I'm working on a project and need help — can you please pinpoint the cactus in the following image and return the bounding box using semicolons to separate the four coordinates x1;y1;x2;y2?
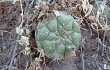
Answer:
35;12;81;59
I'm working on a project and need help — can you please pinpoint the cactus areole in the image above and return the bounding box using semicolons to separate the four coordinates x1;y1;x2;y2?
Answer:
35;12;81;59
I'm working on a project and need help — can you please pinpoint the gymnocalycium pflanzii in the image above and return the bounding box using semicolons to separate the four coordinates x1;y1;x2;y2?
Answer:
35;11;82;59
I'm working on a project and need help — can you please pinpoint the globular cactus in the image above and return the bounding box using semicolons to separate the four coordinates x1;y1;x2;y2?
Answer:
35;12;81;59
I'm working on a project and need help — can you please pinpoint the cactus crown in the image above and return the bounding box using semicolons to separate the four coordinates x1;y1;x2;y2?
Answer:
35;12;81;59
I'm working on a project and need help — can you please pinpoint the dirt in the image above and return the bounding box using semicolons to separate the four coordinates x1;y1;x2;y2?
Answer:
0;1;110;70
0;1;19;64
0;2;29;70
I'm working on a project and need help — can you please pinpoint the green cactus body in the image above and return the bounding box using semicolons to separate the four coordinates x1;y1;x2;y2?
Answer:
35;12;81;59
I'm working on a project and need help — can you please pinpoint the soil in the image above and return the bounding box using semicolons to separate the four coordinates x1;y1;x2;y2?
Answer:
0;1;110;70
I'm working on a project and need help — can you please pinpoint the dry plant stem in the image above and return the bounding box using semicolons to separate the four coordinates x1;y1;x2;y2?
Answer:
81;53;85;70
102;0;107;56
19;0;24;28
81;42;85;70
25;62;29;70
102;19;107;56
25;0;35;28
102;30;106;56
8;43;17;70
24;0;29;13
29;0;34;7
